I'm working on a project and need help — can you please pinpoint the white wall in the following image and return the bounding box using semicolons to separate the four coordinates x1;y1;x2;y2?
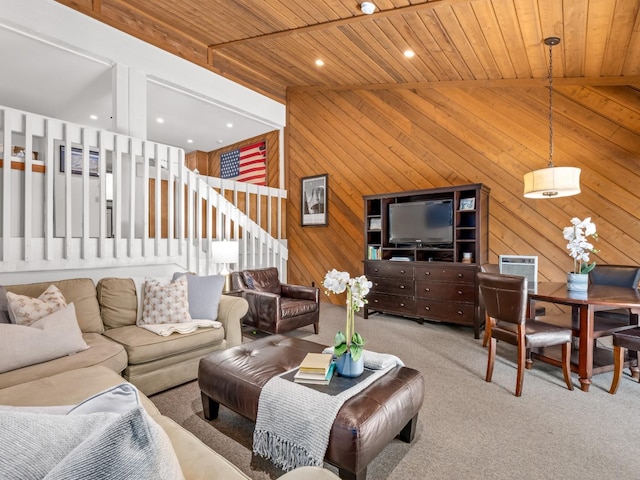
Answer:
0;0;286;135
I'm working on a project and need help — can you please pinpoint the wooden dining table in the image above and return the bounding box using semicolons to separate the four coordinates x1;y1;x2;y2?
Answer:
528;282;640;392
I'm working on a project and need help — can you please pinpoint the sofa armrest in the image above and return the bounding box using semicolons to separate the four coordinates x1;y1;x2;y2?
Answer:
217;295;248;348
281;284;319;302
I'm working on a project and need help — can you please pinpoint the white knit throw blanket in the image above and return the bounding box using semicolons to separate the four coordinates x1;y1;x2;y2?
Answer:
252;350;404;471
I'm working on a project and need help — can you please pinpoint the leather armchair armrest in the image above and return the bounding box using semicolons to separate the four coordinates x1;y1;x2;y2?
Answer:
244;290;281;331
281;284;319;302
217;295;248;348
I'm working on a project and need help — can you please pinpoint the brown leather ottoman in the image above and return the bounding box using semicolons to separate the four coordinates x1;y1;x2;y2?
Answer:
198;335;424;480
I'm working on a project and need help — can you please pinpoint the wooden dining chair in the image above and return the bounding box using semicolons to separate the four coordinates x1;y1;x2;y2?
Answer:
480;263;499;348
609;326;640;394
478;272;574;397
589;265;640;336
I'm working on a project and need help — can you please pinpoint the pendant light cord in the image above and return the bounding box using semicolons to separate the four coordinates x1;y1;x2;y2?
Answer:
548;40;554;168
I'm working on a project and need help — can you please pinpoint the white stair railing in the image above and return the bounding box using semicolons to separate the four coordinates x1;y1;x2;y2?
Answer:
0;105;287;277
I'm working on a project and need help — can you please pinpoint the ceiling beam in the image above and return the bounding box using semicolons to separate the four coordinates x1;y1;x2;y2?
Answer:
207;0;475;51
289;76;640;93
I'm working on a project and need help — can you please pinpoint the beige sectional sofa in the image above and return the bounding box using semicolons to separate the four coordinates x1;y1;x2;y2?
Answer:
0;276;247;394
0;276;340;479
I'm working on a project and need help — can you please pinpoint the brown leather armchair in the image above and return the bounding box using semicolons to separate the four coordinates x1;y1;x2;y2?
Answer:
231;267;320;335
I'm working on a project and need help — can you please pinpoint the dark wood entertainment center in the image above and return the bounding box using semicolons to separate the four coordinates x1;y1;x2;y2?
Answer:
363;183;490;338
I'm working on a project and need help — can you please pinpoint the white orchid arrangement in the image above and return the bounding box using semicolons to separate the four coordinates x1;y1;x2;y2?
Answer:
323;269;372;361
563;217;599;274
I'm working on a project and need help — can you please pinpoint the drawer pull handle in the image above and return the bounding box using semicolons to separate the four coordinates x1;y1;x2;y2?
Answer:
424;287;430;292
424;272;430;276
400;285;405;289
374;299;379;303
457;290;463;295
425;306;430;311
457;310;463;315
400;270;406;274
374;268;379;272
458;273;463;278
374;282;379;286
400;303;405;307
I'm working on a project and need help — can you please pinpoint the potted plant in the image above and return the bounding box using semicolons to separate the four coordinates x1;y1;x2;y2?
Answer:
323;269;372;377
563;217;599;291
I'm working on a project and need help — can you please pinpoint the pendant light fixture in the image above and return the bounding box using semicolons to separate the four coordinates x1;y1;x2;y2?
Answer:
523;37;581;199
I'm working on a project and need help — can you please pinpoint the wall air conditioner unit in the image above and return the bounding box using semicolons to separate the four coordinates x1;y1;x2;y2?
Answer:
499;255;538;293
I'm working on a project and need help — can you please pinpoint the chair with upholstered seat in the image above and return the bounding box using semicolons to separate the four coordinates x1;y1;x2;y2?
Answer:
478;272;574;397
231;267;320;335
589;265;640;335
609;326;640;394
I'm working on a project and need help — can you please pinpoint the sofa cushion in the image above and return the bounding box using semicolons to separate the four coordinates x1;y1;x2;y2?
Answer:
5;278;104;333
141;277;192;325
0;303;89;374
280;298;319;318
6;284;67;326
242;268;282;294
172;272;225;321
97;277;138;329
103;324;225;365
0;333;127;390
0;365;159;415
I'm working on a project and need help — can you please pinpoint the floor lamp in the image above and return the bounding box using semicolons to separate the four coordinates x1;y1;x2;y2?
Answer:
211;240;239;293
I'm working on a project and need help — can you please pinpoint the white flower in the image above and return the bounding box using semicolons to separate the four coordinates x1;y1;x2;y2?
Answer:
324;269;372;360
563;217;599;274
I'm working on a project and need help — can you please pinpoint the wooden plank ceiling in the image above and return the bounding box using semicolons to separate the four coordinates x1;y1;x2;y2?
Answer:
57;0;640;101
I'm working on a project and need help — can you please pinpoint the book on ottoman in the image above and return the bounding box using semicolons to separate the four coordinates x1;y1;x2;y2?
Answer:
298;353;332;375
294;362;336;385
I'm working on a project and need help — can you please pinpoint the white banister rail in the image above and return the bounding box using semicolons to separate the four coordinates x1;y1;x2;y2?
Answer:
0;105;287;277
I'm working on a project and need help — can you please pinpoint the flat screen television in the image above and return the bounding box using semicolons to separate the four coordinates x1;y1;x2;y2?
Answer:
388;199;453;246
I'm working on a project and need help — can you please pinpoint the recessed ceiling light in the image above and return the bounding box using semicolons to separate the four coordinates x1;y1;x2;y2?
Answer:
315;59;324;67
361;2;375;14
226;123;233;128
187;139;193;144
90;114;98;120
156;117;164;124
404;50;415;58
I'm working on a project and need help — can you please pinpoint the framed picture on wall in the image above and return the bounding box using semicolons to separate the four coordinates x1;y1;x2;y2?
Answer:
60;145;99;177
301;174;328;226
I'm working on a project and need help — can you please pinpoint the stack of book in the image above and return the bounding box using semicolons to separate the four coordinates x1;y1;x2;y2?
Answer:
294;352;335;385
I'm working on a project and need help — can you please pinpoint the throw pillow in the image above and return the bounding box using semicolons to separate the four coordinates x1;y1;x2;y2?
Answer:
172;272;225;320
6;284;67;326
69;383;141;415
140;276;192;325
0;303;89;374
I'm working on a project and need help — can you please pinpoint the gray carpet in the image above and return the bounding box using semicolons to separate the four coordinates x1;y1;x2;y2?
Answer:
151;304;640;479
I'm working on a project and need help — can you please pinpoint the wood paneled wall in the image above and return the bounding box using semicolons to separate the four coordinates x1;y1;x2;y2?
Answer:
286;85;640;305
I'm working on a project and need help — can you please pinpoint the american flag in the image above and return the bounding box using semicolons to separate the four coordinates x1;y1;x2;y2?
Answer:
220;141;267;185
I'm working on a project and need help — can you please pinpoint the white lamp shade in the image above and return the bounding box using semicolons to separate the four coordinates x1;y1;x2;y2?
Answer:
211;240;239;264
523;166;581;199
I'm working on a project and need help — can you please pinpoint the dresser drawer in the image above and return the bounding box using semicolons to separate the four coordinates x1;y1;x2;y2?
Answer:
367;293;416;315
370;277;414;296
365;262;414;279
415;266;476;284
415;299;476;325
415;281;475;303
